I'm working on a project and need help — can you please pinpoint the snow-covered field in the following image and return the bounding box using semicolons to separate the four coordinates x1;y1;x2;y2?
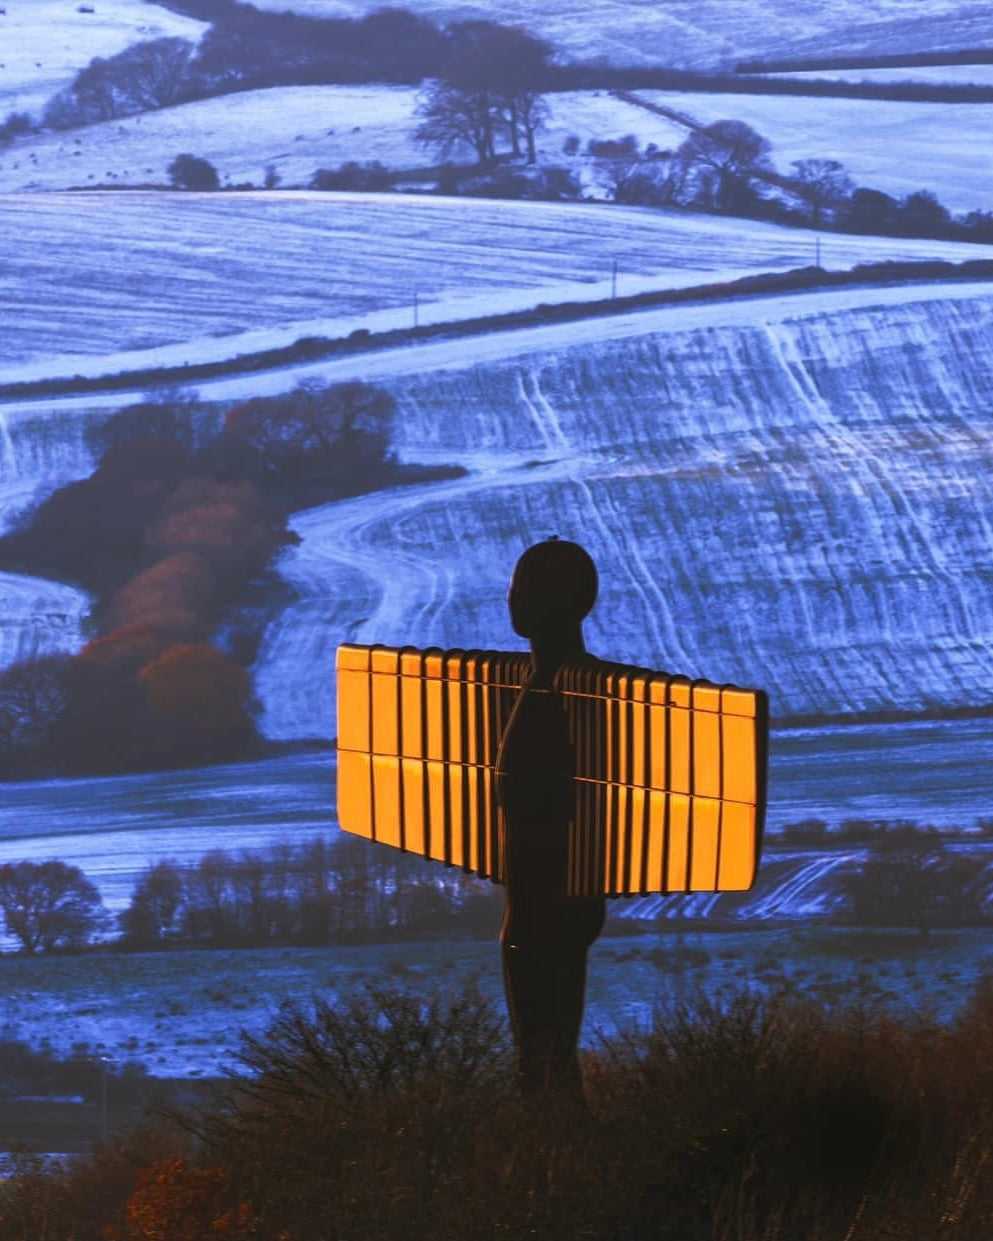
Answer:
0;86;685;194
4;77;991;221
0;0;206;120
3;928;991;1077
3;190;992;379
636;90;993;213
0;86;427;193
241;284;993;730
0;85;682;191
241;0;991;71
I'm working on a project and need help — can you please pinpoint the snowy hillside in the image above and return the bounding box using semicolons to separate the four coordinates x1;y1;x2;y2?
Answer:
247;284;993;738
756;6;993;66
4;76;991;220
0;86;426;193
0;0;206;119
241;0;991;71
4;190;992;380
0;86;684;193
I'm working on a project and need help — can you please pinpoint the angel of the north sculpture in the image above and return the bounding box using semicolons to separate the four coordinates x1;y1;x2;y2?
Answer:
336;538;767;1097
336;613;767;898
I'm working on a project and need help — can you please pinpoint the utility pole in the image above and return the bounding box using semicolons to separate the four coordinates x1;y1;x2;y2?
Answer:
611;259;618;300
815;236;822;268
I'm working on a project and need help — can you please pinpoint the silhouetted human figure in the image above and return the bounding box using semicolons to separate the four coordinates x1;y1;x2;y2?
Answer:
497;538;606;1097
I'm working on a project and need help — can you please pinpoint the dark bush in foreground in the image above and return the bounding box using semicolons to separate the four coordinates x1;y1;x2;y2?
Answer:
6;981;993;1239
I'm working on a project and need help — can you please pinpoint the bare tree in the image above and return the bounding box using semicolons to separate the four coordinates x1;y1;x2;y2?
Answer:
0;656;69;767
43;38;196;128
0;861;105;953
791;158;854;227
502;90;548;165
115;37;197;111
677;119;772;211
120;860;184;947
417;23;551;167
415;81;500;165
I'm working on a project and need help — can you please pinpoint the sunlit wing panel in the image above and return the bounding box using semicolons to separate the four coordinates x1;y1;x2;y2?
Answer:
336;644;528;881
336;645;768;896
553;664;768;897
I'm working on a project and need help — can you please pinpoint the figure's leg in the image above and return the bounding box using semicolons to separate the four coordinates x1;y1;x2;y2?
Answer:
501;943;588;1097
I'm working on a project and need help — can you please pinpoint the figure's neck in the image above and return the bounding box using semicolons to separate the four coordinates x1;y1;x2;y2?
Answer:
528;625;586;686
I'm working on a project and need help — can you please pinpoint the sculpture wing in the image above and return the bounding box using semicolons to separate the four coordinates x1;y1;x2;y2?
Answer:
336;645;768;895
553;659;768;897
336;644;526;880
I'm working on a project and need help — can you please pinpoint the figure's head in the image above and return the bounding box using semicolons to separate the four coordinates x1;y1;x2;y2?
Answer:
508;538;598;639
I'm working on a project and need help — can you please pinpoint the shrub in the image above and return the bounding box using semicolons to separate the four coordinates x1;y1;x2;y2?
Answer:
587;133;639;158
167;153;220;191
13;985;993;1238
310;160;393;191
0;110;32;145
529;165;580;201
233;985;511;1105
458;166;529;199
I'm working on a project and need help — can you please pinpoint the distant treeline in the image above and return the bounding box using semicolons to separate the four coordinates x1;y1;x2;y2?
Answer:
1;822;991;957
120;836;503;949
736;48;993;74
0;383;457;778
551;63;993;103
0;837;502;955
42;8;519;128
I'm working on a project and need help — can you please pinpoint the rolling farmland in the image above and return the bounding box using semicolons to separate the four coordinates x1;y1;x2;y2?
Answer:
3;190;992;377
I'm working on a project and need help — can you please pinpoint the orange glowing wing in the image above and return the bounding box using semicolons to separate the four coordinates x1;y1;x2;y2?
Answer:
336;644;768;896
